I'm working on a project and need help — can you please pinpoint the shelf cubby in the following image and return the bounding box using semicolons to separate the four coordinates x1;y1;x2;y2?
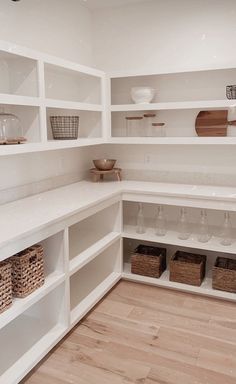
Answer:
44;63;101;104
70;240;121;325
0;231;66;331
0;104;41;143
46;107;102;140
69;202;120;260
0;51;38;97
122;238;236;302
123;201;236;254
111;68;236;105
111;108;236;138
0;283;67;384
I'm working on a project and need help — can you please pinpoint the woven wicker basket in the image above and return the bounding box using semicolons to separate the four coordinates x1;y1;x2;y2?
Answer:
170;251;206;286
0;261;12;313
212;257;236;293
131;244;166;278
50;116;79;140
10;244;45;298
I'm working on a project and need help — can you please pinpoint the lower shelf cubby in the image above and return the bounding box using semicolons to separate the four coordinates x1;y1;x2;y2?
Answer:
122;238;236;302
70;240;121;326
0;283;67;384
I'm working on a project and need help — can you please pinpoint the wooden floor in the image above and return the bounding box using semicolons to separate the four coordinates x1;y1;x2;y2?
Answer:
22;280;236;384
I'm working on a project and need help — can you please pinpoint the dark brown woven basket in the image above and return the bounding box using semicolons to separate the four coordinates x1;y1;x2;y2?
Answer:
0;261;12;313
212;257;236;293
10;244;45;298
170;251;206;286
131;244;166;278
50;116;79;140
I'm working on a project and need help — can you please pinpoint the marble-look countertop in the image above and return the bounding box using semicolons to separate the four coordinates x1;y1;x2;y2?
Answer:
1;180;236;248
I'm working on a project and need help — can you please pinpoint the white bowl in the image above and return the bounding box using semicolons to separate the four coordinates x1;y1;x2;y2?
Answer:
131;87;155;104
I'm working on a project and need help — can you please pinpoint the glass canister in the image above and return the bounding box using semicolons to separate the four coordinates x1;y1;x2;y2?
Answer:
143;113;156;136
125;116;143;137
151;122;166;137
0;112;23;143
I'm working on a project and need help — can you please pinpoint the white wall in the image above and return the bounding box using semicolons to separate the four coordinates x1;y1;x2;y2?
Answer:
0;0;93;65
102;144;236;187
0;146;105;205
93;0;236;74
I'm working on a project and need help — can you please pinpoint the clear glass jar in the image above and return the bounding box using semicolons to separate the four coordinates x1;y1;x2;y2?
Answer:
143;113;156;137
151;122;166;137
177;207;191;240
197;209;210;243
0;112;22;142
220;212;232;246
125;116;143;137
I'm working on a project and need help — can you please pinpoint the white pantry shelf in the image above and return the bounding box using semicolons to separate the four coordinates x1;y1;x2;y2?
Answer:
0;323;67;384
123;224;236;254
70;271;121;327
0;138;104;155
111;99;236;112
0;271;65;331
45;98;103;112
0;94;41;107
123;263;236;302
69;231;121;276
108;137;236;145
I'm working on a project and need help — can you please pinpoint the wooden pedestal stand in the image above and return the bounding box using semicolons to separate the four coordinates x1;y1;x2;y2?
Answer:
90;168;122;182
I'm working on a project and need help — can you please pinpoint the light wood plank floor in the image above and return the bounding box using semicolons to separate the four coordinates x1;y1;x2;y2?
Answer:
22;281;236;384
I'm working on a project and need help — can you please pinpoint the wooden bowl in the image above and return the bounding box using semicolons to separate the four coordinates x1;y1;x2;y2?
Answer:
93;159;116;171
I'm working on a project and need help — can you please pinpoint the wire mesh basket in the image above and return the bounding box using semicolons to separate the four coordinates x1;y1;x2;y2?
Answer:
226;85;236;100
50;116;79;140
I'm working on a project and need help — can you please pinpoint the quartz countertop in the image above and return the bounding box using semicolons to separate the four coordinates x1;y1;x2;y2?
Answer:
1;180;236;248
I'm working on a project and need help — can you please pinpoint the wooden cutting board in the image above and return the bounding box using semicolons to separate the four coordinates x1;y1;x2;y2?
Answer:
195;110;236;137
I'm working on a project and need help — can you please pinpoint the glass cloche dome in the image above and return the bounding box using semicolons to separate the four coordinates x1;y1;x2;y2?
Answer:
0;112;24;143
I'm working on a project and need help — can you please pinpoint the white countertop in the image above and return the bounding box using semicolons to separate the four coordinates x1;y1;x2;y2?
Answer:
1;180;236;249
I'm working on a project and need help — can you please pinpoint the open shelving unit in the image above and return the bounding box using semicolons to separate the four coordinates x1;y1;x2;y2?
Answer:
122;198;236;302
0;41;106;155
1;182;236;382
109;67;236;143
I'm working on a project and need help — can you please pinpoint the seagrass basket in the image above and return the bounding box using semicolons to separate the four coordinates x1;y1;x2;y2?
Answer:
131;244;166;278
212;257;236;293
10;244;45;298
50;116;79;140
170;251;206;286
0;261;12;313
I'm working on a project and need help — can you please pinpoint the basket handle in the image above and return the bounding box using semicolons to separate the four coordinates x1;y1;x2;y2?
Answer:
29;255;37;263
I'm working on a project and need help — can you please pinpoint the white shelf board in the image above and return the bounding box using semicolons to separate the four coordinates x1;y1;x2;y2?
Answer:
123;263;236;302
70;271;121;327
109;64;236;78
108;137;236;145
45;98;103;112
0;323;67;384
111;99;236;112
123;224;236;255
69;232;121;276
0;94;41;107
0;138;104;155
0;272;65;331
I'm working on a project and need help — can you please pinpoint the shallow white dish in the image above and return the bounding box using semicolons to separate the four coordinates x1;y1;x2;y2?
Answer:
131;87;155;104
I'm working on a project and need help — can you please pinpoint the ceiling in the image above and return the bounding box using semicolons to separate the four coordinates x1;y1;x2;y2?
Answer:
80;0;149;10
